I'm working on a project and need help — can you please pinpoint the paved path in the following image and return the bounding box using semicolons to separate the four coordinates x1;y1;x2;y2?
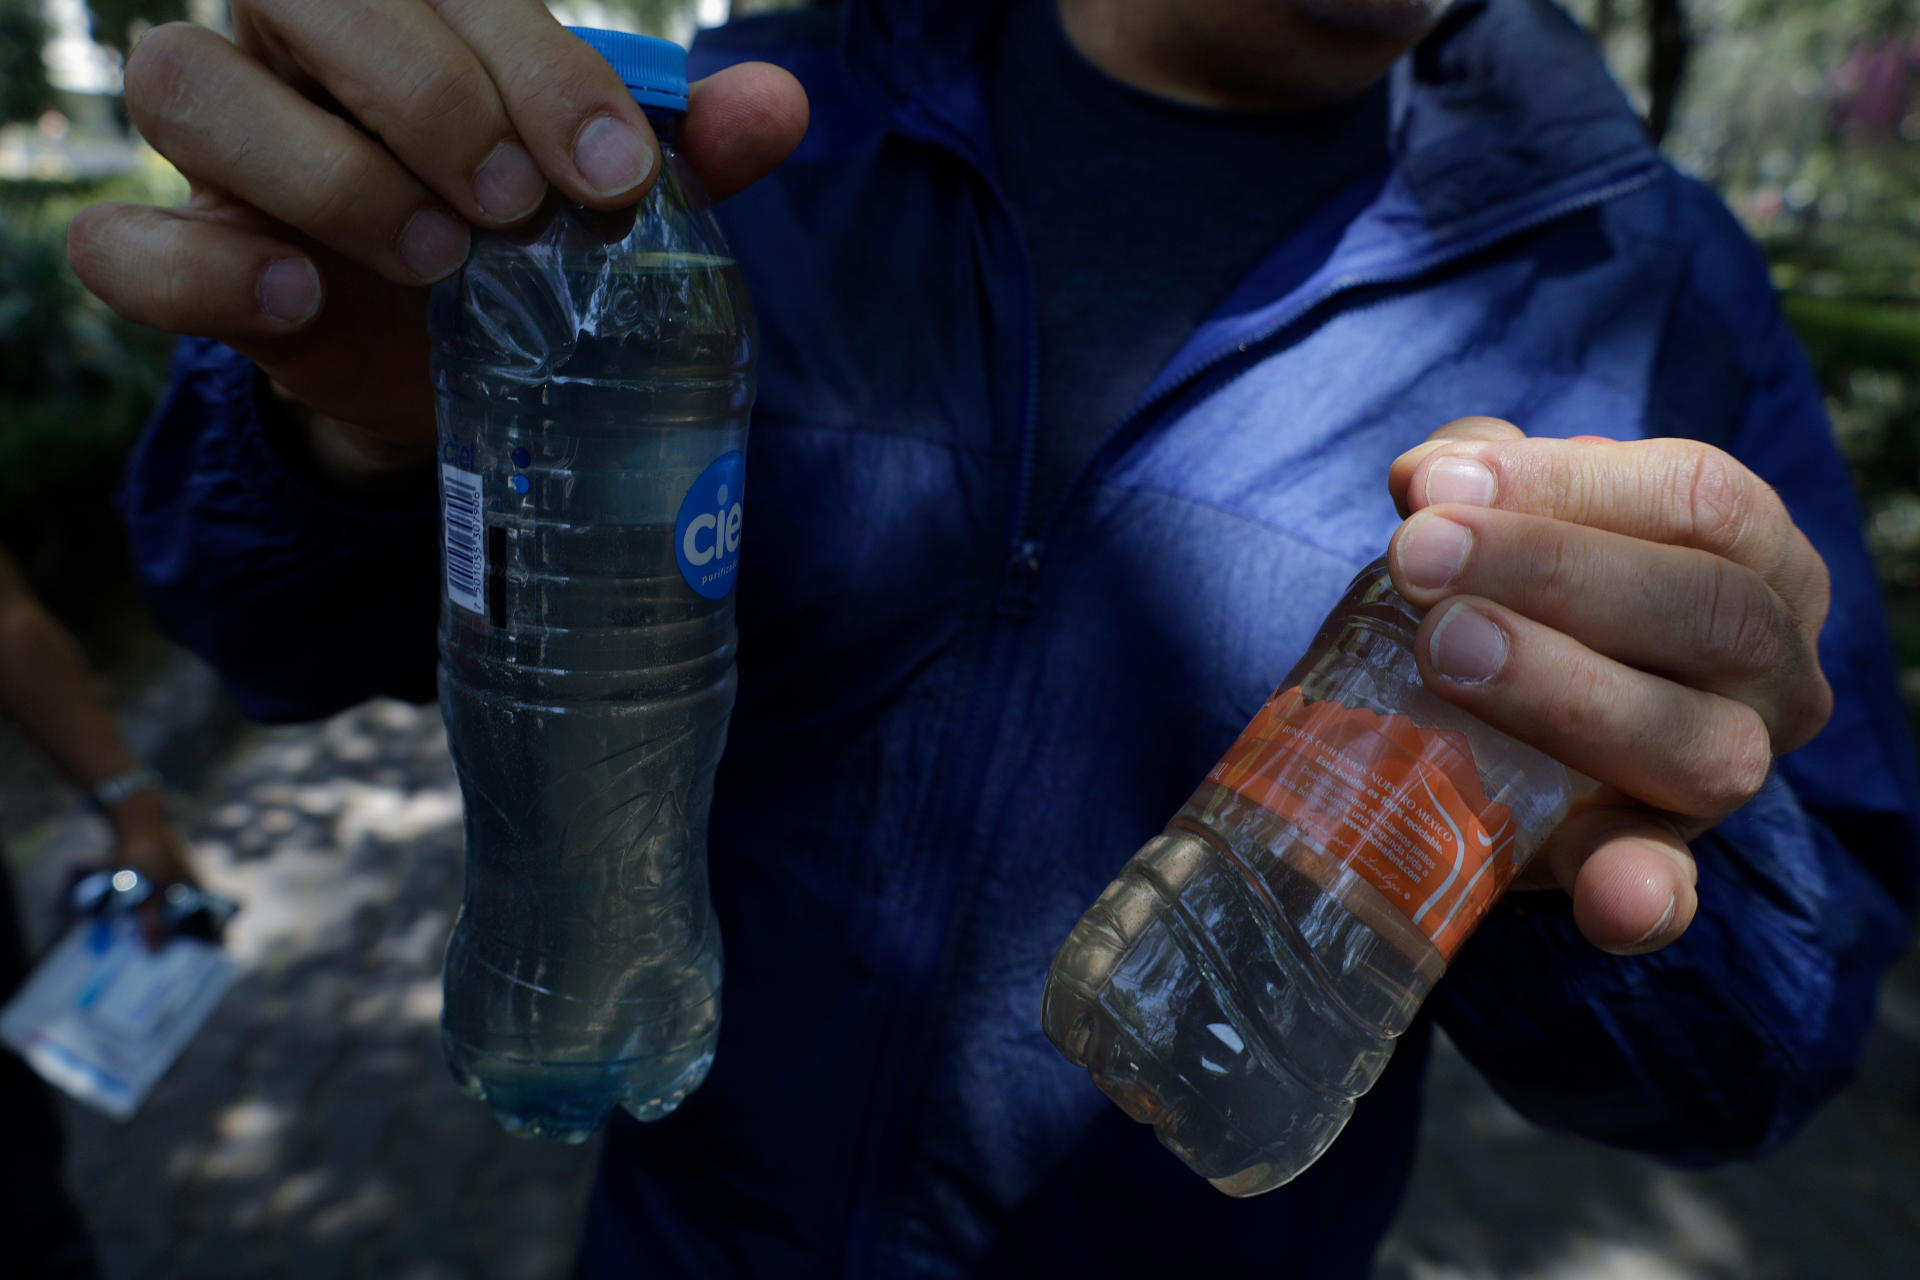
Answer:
8;667;596;1280
1376;1018;1920;1280
6;650;1919;1278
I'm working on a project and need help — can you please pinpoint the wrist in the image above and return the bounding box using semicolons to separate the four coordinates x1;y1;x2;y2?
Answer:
100;782;167;838
103;791;198;886
90;767;161;813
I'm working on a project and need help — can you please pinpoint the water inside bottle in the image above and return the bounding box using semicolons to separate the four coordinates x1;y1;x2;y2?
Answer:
431;167;753;1140
1042;809;1440;1195
1043;564;1578;1193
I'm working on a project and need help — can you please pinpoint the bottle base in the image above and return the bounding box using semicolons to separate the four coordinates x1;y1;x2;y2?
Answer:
1206;1162;1293;1199
1056;991;1349;1196
442;1035;715;1142
1042;831;1374;1195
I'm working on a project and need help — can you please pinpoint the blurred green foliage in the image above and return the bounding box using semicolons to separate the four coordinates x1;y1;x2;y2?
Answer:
0;0;54;125
1789;298;1920;578
547;0;699;35
1784;294;1920;686
0;163;183;500
85;0;187;53
0;152;186;637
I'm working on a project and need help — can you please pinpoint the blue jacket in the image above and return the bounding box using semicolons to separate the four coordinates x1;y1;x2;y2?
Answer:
123;0;1919;1274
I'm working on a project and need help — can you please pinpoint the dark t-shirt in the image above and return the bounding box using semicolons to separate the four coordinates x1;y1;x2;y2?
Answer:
989;0;1389;519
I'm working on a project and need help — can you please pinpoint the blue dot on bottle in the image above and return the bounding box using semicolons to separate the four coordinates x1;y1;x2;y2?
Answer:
511;448;531;468
510;474;530;494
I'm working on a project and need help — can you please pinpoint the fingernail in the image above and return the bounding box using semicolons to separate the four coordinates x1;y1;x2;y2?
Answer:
1426;456;1496;508
257;258;321;324
472;140;546;221
1429;601;1506;683
573;115;653;198
1399;514;1471;591
399;208;469;282
1621;891;1678;952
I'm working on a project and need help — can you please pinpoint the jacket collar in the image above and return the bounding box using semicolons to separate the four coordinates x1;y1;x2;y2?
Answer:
1388;0;1658;244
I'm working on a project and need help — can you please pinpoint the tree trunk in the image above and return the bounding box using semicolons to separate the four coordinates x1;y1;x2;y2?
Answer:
1646;0;1692;144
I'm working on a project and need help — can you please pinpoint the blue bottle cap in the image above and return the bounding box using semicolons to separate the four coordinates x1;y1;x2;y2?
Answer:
567;27;689;113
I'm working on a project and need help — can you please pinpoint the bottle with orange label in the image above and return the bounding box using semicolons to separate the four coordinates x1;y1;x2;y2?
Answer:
1040;557;1586;1196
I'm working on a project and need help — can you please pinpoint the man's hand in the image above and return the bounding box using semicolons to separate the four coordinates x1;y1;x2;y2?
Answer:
107;789;204;951
1386;418;1834;956
108;790;200;891
66;2;808;486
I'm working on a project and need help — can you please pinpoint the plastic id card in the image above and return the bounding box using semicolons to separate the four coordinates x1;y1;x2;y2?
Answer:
1;914;236;1120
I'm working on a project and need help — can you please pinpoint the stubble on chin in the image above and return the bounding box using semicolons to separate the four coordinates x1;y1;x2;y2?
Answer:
1285;0;1455;36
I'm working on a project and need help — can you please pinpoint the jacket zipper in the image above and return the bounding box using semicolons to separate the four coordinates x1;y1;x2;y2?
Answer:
847;86;1660;1275
841;112;1050;1277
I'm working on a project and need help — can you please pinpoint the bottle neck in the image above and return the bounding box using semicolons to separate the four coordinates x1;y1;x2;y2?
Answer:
641;105;685;145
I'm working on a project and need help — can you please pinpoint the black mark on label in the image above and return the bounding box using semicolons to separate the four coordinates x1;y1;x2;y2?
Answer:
487;525;507;628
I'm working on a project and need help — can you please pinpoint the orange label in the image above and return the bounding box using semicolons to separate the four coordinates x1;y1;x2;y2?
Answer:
1207;686;1518;959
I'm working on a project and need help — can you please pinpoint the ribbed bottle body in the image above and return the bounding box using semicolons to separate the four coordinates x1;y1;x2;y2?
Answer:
430;145;754;1142
1043;561;1579;1192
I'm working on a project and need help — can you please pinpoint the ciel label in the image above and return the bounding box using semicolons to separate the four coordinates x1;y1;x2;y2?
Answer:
674;451;745;600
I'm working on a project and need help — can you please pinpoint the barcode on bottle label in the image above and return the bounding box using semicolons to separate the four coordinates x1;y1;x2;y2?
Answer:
440;462;487;615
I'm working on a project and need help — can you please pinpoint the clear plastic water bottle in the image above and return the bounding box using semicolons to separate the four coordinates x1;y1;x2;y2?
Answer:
429;29;754;1142
1041;559;1583;1193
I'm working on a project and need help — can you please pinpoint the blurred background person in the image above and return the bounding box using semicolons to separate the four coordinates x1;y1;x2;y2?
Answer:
0;544;197;1280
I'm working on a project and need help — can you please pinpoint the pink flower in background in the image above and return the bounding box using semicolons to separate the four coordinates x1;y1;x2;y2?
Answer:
1830;36;1920;136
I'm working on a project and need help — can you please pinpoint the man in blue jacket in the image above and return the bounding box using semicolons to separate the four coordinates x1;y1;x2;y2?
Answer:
68;0;1920;1274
